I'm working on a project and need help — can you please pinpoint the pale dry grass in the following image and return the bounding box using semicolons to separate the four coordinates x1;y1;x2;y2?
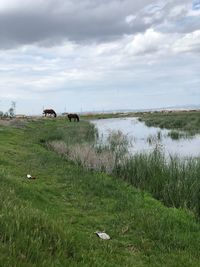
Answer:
9;119;28;128
48;130;130;174
0;119;12;126
0;116;42;128
48;141;116;174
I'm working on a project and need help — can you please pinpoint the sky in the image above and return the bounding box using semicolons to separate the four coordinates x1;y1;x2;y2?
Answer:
0;0;200;114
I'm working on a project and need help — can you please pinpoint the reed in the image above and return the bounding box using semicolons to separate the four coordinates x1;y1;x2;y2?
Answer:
115;149;200;218
167;130;193;140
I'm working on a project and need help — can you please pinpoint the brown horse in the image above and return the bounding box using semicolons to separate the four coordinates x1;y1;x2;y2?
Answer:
67;113;79;122
43;109;57;117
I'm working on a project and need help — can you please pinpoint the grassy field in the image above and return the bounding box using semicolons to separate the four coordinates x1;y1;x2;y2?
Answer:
1;117;200;266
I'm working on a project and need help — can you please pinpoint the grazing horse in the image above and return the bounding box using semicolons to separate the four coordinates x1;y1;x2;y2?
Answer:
67;113;79;122
43;109;57;117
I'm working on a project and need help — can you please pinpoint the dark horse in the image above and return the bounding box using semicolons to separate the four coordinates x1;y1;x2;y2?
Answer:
67;113;79;122
43;109;57;117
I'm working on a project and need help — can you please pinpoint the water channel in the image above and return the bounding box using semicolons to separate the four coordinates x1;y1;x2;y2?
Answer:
91;117;200;158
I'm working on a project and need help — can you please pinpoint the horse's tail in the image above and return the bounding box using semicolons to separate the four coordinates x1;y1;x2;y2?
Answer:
76;115;79;121
54;112;57;117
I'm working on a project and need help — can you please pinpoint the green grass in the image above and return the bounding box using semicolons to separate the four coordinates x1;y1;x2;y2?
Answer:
139;110;200;134
0;117;200;266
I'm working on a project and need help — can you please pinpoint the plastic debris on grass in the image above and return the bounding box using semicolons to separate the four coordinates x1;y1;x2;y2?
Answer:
95;231;111;240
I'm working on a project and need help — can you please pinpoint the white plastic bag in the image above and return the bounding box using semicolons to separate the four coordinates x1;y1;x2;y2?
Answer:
95;231;111;240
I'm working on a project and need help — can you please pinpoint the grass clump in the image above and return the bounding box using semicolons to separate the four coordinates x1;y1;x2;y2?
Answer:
167;130;192;140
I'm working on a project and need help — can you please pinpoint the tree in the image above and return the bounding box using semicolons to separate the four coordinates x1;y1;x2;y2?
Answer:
3;112;9;118
8;101;16;118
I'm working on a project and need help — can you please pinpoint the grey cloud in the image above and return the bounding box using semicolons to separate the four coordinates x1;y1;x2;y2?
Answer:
0;0;197;49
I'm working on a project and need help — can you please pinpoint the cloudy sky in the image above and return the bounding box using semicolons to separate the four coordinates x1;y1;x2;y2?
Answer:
0;0;200;114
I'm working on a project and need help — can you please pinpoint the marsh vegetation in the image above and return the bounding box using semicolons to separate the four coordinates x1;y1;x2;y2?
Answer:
139;110;200;134
49;126;200;218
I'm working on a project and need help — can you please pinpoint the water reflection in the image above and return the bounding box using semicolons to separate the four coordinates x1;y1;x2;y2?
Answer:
91;117;200;158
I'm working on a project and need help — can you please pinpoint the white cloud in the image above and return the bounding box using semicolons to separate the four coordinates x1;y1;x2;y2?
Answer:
125;15;136;26
187;9;200;16
125;28;170;56
169;5;188;18
0;0;47;12
173;30;200;53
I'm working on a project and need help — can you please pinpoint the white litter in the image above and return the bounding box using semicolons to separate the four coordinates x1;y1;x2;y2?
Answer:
95;231;111;240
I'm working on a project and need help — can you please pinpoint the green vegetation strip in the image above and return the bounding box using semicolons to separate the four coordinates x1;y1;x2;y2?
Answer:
0;118;200;266
139;110;200;134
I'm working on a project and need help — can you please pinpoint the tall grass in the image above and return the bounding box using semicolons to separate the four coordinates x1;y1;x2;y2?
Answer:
115;149;200;218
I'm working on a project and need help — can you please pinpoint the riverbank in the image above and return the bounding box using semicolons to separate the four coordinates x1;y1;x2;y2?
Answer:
0;117;200;266
90;117;200;218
